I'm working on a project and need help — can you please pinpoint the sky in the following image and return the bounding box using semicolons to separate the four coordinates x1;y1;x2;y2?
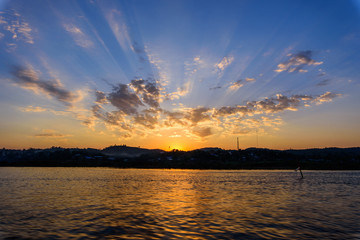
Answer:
0;0;360;151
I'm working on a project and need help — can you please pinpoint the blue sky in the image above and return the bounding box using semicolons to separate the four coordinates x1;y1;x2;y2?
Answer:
0;0;359;150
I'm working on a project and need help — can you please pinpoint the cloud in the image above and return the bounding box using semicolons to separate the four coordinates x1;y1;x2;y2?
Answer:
95;90;107;104
107;83;143;115
11;66;77;106
130;79;160;108
209;86;222;90
254;94;302;113
275;51;323;73
228;80;244;91
166;82;192;100
91;104;124;126
63;23;93;48
185;107;211;125
133;109;160;129
163;110;187;126
316;79;331;86
215;55;234;72
19;106;47;112
313;92;341;104
90;76;340;140
34;129;70;138
215;106;251;117
192;127;213;138
131;41;147;62
227;77;255;91
105;9;132;52
245;77;256;82
0;9;34;49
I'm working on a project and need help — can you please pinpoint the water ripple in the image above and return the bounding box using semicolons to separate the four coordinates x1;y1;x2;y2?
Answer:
0;168;359;239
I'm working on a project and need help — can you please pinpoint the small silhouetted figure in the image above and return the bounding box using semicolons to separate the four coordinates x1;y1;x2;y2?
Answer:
296;163;304;179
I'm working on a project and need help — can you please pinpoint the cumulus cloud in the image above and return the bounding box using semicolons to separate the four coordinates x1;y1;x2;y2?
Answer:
107;83;143;115
11;66;77;106
90;73;340;140
130;79;160;108
275;51;323;73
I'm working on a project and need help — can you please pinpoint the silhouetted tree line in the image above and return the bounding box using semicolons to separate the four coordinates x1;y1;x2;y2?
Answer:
0;147;359;169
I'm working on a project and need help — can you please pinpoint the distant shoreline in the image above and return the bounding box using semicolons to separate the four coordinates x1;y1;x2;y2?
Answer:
1;146;359;170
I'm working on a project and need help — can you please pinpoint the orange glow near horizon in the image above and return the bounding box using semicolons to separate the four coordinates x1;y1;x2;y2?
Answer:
0;1;359;151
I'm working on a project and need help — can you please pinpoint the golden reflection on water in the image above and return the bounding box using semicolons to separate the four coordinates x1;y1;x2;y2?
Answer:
0;168;359;239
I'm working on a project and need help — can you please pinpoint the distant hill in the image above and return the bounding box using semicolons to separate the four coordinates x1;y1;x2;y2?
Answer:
101;145;164;158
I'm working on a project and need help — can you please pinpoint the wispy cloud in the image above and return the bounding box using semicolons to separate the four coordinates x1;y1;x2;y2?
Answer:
34;129;70;138
63;23;93;48
316;79;331;87
19;106;47;113
275;51;323;73
11;66;78;106
105;9;132;52
227;77;256;91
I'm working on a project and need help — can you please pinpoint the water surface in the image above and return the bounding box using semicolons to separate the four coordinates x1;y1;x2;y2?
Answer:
0;168;359;239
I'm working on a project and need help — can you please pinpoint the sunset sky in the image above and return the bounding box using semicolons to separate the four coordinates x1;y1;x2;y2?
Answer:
0;0;360;150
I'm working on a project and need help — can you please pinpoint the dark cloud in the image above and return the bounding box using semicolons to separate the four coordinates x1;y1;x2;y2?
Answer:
254;94;302;113
130;79;160;108
275;50;323;73
215;106;251;116
186;107;211;125
209;86;222;90
131;41;146;62
163;111;187;126
107;83;143;115
133;109;159;129
316;79;331;87
192;127;213;138
11;66;76;106
91;79;161;131
35;133;65;137
95;90;107;103
92;104;124;126
215;92;340;117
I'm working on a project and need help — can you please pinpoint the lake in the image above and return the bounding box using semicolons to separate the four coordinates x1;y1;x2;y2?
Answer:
0;168;359;239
